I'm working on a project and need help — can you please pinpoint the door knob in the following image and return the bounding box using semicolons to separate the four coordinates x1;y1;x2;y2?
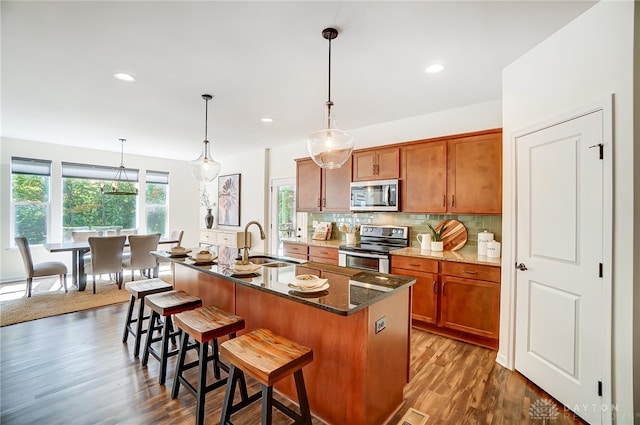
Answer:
515;262;528;271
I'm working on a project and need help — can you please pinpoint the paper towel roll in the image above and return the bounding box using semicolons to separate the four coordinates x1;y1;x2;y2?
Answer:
477;230;494;256
487;241;501;258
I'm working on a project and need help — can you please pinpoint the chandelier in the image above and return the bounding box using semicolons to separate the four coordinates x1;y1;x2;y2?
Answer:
101;138;138;196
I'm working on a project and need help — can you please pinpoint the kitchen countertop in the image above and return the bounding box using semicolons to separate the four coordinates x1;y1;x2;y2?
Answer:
390;246;502;266
282;237;501;266
281;237;343;248
152;250;415;316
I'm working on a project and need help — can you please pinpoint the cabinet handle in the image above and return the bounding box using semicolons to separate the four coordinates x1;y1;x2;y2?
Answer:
409;263;421;267
442;195;446;207
432;280;437;294
451;194;455;207
442;281;446;295
322;198;326;207
463;270;478;275
317;198;321;207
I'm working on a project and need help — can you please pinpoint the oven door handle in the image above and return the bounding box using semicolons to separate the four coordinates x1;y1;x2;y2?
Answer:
339;250;388;260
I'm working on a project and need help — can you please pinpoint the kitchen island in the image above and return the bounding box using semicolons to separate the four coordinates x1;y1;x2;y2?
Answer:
153;251;416;425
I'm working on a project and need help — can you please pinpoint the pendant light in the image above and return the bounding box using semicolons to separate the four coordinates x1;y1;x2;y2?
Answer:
307;27;354;169
101;138;138;196
190;94;221;182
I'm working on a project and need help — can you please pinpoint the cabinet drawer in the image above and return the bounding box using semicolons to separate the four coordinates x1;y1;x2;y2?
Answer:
391;256;438;273
283;242;308;256
308;246;338;260
441;262;500;283
200;230;216;244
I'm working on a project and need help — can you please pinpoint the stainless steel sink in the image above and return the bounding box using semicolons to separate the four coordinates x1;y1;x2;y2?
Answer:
262;262;290;268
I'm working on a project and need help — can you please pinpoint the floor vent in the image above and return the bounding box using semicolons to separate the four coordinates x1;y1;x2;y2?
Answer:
397;407;429;425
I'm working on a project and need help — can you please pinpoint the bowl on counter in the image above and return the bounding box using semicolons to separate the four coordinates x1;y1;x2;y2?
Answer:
294;274;321;288
195;250;214;260
233;261;255;271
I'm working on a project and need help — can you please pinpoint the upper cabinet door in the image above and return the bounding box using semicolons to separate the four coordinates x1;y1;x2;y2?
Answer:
447;132;502;214
322;156;352;212
401;141;447;213
296;158;322;212
352;147;399;181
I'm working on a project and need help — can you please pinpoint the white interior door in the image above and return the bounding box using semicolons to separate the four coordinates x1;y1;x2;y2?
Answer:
515;111;604;424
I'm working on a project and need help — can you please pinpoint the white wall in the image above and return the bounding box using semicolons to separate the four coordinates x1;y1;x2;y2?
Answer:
203;149;269;254
267;99;503;181
501;0;637;419
1;137;200;281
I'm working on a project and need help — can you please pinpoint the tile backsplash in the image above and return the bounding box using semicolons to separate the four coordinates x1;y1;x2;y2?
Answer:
306;212;502;248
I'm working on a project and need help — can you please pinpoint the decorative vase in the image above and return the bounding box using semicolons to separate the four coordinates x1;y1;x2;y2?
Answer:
431;241;444;252
204;208;214;229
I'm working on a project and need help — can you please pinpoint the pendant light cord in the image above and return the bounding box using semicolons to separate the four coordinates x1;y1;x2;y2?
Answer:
326;33;333;128
119;138;125;167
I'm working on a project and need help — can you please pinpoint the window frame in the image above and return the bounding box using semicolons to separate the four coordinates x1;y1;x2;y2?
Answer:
10;157;52;246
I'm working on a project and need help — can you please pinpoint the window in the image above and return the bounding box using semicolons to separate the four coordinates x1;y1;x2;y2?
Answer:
61;162;139;241
146;170;169;236
11;157;52;244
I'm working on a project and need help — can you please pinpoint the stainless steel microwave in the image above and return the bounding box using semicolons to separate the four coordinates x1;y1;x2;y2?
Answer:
349;179;399;212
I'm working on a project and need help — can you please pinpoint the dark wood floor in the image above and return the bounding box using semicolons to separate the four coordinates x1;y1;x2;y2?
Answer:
0;302;586;425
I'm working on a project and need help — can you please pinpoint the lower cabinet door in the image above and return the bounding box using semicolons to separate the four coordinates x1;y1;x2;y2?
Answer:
392;268;437;325
440;276;500;339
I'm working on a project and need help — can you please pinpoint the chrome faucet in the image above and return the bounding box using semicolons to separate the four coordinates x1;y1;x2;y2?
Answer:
242;220;266;262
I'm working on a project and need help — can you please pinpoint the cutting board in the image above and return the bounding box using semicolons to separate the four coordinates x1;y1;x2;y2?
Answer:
435;219;468;251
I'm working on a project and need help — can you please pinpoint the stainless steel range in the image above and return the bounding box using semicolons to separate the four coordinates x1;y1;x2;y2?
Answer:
338;225;409;273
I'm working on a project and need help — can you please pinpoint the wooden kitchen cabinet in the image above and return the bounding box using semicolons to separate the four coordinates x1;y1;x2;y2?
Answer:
308;246;339;265
283;242;308;260
296;157;352;212
447;131;502;214
391;256;439;325
401;129;502;214
352;147;399;181
391;255;500;349
401;141;447;213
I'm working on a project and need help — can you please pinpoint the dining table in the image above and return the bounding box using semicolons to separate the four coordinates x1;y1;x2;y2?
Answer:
44;237;179;291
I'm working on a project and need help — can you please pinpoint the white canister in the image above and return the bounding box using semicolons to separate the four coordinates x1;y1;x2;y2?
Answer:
416;233;431;250
486;241;501;258
477;230;494;256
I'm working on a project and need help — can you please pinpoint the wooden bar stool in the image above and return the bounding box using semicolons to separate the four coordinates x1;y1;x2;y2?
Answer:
122;278;173;357
171;305;246;425
219;328;314;425
142;290;202;385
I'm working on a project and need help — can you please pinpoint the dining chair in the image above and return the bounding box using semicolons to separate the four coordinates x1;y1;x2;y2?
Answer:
15;237;68;297
123;233;161;281
157;230;184;269
86;235;127;294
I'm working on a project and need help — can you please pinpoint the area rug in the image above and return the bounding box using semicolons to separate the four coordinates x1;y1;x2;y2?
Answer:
0;274;170;327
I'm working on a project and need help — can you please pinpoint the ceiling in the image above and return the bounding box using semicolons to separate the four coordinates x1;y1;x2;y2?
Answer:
2;1;596;162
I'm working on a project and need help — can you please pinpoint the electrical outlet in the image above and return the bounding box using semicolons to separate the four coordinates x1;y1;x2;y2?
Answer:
375;317;386;334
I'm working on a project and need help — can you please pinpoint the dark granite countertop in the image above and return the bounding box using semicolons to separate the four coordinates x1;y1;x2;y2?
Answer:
152;250;415;316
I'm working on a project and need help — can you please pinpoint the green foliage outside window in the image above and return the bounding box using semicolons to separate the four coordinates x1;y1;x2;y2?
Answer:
62;178;137;239
146;183;167;235
12;174;49;244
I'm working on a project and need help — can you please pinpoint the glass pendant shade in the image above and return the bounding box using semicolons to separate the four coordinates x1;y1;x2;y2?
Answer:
307;107;353;169
190;140;221;182
191;94;221;182
307;27;353;169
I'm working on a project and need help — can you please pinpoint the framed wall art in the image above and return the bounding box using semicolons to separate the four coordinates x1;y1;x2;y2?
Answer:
217;173;241;226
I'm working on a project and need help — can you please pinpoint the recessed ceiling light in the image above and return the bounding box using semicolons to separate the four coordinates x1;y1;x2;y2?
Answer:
113;72;136;82
261;117;274;123
425;64;444;74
